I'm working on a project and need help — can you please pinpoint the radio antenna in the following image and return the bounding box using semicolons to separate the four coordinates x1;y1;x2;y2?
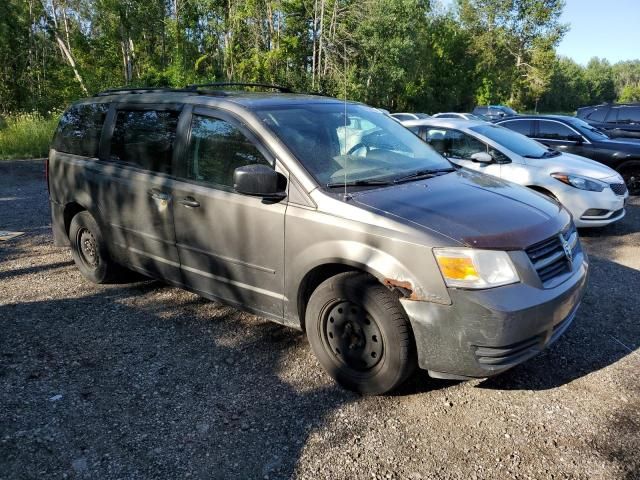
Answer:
343;39;348;200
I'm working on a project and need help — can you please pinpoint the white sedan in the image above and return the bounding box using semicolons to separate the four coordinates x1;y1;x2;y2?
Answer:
402;118;628;228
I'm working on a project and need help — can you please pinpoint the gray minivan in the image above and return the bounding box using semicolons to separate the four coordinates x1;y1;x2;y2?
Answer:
48;85;588;394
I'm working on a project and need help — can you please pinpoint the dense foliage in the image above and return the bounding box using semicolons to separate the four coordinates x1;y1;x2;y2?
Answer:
1;0;639;116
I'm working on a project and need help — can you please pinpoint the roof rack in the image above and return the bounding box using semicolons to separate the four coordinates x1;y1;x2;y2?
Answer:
95;82;294;98
185;82;293;93
95;87;190;96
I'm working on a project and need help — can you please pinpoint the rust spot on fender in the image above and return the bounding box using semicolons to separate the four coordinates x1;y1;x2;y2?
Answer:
383;278;422;300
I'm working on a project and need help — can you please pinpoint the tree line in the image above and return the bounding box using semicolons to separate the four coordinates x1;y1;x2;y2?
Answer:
1;0;639;116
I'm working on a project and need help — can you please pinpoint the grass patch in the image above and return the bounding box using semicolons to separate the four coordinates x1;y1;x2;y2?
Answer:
0;113;59;160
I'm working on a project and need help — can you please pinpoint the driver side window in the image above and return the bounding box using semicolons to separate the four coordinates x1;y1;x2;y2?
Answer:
186;115;272;188
425;128;508;163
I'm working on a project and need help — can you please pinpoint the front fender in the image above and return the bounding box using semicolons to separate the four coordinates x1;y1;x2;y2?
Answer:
287;238;452;317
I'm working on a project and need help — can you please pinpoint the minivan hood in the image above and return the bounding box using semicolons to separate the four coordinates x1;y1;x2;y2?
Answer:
539;152;620;180
351;170;570;250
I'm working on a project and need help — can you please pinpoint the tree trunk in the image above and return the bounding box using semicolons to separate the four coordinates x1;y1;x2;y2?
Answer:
41;0;88;95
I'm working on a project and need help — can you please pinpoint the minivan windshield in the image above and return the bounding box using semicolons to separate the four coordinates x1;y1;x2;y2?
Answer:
254;103;452;186
470;124;554;159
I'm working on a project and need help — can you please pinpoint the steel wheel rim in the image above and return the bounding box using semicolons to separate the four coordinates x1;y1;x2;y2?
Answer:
77;227;99;269
322;300;383;372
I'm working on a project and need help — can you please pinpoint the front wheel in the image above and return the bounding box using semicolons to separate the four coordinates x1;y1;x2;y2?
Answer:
621;165;640;196
305;272;417;395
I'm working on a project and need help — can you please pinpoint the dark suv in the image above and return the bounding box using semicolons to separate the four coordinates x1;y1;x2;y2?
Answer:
577;103;640;139
472;105;517;120
496;115;640;194
48;84;588;394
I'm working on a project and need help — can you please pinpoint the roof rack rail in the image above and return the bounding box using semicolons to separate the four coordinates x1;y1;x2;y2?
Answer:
95;87;188;96
185;82;293;93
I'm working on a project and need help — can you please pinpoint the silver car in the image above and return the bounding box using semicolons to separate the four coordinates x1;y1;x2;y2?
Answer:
48;85;588;394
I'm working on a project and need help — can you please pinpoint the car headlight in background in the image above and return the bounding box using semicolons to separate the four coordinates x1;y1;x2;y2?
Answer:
433;248;519;289
551;173;606;192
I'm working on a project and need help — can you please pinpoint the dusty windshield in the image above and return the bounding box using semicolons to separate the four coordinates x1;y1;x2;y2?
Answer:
254;103;452;186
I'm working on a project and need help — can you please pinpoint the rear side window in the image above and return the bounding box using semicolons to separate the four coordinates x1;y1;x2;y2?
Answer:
185;115;272;188
500;120;532;136
109;109;179;174
587;109;607;122
605;108;618;123
617;106;640;123
538;121;575;140
53;103;108;157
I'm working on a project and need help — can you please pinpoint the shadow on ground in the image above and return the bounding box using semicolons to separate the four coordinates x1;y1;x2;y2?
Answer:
0;281;355;479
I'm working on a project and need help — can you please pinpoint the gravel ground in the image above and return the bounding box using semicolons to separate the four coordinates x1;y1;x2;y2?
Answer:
1;159;639;480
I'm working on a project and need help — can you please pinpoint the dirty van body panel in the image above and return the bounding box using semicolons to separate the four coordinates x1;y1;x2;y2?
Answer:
96;163;181;283
350;169;570;250
170;179;287;319
50;153;182;282
283;195;456;325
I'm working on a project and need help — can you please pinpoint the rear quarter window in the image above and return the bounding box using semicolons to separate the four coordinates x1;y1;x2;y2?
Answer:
586;108;607;122
500;119;532;136
53;103;109;157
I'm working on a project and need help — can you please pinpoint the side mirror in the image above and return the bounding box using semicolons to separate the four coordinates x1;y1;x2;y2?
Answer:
233;164;287;199
469;152;493;164
566;134;583;144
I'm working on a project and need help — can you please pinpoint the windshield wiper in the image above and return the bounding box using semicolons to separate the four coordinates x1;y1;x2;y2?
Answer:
325;179;393;188
393;167;455;184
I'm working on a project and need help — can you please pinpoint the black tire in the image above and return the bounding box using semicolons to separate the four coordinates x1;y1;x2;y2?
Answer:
69;211;121;284
621;165;640;196
305;272;417;395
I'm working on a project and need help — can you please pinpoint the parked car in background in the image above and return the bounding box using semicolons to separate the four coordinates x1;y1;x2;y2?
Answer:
433;112;488;121
390;112;431;121
497;115;640;195
577;103;640;140
49;85;588;394
402;118;628;227
472;105;517;120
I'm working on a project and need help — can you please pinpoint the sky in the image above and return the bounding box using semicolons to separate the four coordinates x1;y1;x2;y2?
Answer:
556;0;640;65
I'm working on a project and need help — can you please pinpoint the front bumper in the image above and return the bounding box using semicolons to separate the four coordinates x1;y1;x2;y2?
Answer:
401;257;589;379
556;185;628;228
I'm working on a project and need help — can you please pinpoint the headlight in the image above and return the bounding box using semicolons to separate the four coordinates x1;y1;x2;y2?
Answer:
433;248;519;289
551;173;605;192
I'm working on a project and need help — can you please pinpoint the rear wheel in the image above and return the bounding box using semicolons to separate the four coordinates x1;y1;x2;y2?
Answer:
69;211;122;283
305;272;416;395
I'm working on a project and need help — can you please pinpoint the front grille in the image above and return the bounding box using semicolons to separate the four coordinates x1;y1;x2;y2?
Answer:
610;183;628;196
526;224;579;285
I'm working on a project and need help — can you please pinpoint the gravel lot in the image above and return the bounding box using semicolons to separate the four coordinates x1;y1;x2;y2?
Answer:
1;159;639;480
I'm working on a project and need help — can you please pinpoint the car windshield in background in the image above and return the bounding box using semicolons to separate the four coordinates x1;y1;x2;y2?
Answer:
502;107;517;116
565;117;610;140
255;104;452;186
470;124;551;158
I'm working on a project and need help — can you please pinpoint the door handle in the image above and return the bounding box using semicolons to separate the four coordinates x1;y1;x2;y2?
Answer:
179;197;200;208
149;189;171;202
